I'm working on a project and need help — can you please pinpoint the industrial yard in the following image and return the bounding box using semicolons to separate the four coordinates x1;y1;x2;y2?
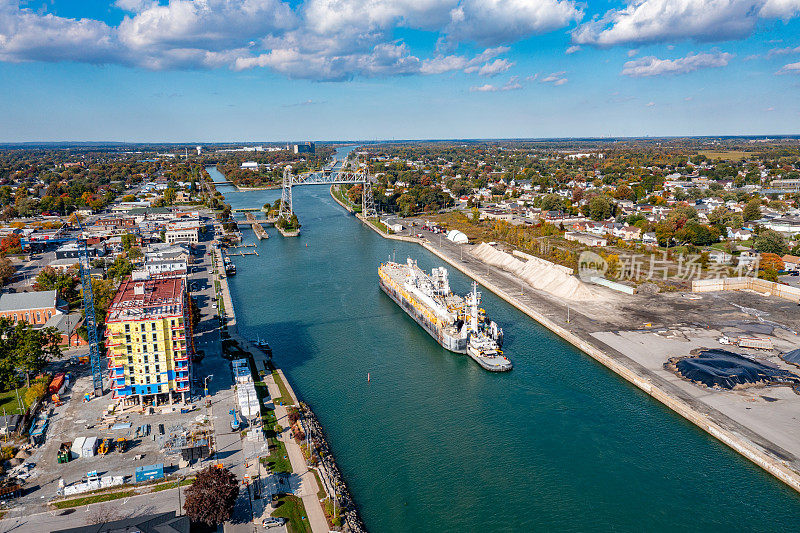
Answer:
8;357;212;510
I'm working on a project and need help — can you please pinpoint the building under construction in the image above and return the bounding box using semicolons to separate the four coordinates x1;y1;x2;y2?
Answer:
105;272;193;404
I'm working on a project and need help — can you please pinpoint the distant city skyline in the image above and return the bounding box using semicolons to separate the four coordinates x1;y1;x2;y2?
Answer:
1;0;800;141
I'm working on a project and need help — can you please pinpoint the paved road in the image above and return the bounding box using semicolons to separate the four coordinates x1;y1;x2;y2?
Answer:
0;485;189;533
190;231;254;533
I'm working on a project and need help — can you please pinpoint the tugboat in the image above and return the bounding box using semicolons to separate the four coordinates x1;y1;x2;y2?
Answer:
251;335;272;358
464;283;512;372
223;255;236;276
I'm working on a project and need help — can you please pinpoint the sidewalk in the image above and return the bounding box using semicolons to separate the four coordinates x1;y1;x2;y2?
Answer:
265;374;329;533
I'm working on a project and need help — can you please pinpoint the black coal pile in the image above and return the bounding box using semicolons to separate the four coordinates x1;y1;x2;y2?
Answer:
781;348;800;367
667;348;800;391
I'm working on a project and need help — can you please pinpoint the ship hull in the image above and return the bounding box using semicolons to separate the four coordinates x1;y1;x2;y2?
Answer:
379;277;467;353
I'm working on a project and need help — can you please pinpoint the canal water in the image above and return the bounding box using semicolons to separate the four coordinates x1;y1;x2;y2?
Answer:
208;153;800;532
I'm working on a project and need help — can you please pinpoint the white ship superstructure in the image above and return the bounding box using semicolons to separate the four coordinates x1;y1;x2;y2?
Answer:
379;259;511;371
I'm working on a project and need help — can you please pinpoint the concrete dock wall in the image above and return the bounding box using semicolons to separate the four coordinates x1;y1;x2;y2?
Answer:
323;193;800;494
693;277;800;302
418;242;800;495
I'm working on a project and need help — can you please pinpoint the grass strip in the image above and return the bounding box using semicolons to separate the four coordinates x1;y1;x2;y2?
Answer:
271;371;293;405
151;478;193;492
52;490;135;509
311;469;327;500
271;494;311;533
263;438;292;474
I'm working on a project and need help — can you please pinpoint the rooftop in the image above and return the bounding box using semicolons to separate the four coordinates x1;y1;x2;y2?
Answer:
106;277;185;323
0;290;59;312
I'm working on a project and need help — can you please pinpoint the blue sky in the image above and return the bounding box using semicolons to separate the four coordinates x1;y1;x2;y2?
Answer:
1;0;800;142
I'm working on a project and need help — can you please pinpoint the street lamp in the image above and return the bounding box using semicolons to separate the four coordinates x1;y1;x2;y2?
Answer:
204;374;213;397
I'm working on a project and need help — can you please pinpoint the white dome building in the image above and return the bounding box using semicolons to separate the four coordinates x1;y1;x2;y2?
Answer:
446;230;468;244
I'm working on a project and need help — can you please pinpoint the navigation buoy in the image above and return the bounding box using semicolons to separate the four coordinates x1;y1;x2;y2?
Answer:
367;373;370;382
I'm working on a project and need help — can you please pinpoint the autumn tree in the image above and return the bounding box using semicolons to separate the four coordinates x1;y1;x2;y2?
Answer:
183;466;240;526
0;258;15;286
759;253;785;272
163;187;177;205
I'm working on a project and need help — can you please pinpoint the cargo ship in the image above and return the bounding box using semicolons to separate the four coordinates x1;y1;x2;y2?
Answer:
379;259;511;371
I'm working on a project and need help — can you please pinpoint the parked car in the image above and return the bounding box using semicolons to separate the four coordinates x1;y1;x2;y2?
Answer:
262;517;286;528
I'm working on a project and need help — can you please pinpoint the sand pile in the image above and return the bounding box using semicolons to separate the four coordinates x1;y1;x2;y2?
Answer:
471;242;594;301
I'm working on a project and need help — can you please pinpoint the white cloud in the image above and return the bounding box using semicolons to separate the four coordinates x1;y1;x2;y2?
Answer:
234;42;421;80
646;101;655;106
0;0;580;80
541;70;567;85
0;3;118;63
114;0;156;12
474;58;513;76
469;75;522;92
759;0;800;18
421;46;510;75
446;0;583;45
117;0;296;51
573;0;800;47
566;44;580;54
470;83;498;92
767;45;800;57
627;49;638;57
778;61;800;73
621;51;733;77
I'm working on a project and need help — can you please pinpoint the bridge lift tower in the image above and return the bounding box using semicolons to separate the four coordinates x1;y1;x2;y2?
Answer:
278;160;377;221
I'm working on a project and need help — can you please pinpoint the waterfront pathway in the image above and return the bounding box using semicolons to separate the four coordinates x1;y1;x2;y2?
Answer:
212;231;328;532
265;373;330;533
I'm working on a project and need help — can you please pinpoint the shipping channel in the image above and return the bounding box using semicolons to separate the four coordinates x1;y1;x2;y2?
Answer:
207;148;800;532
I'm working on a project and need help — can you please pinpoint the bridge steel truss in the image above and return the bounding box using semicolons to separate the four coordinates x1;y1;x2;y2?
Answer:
278;163;377;221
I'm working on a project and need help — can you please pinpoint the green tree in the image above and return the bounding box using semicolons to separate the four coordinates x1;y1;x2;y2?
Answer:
539;194;563;212
587;196;616;221
753;230;789;255
163;187;177;205
107;256;133;280
183;466;240;526
0;318;61;389
128;246;143;260
743;199;762;221
121;233;135;252
34;266;79;302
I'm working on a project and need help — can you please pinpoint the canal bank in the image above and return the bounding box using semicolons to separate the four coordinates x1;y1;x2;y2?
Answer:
337;185;800;493
213;152;800;532
212;239;360;532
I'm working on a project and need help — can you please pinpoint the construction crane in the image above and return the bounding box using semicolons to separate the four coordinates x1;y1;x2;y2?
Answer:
68;214;103;397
